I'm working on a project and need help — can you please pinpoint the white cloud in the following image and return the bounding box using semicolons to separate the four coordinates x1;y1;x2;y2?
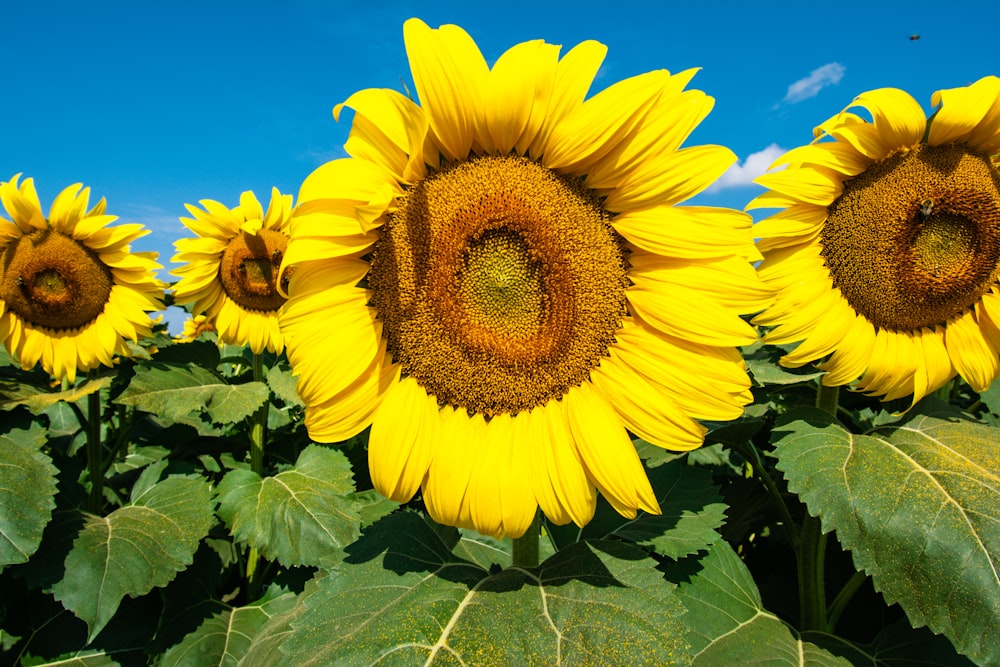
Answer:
710;143;786;191
781;63;845;104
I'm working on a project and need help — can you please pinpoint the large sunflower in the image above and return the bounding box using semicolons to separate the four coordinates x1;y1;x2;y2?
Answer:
0;175;164;382
751;77;1000;404
280;19;771;538
172;189;293;354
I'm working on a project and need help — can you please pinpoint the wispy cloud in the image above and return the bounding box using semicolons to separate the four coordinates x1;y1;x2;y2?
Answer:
301;145;348;166
709;143;786;192
780;63;845;104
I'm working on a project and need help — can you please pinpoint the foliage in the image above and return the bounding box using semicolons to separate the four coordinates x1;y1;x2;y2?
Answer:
0;329;993;666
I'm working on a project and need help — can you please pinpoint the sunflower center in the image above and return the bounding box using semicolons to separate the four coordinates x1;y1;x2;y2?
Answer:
369;154;627;417
218;228;289;312
459;229;544;339
0;229;113;330
821;144;1000;331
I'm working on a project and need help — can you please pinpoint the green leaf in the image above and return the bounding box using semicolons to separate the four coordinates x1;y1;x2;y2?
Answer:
745;341;824;385
239;578;317;666
548;458;726;559
772;404;1000;665
215;444;359;568
669;540;849;665
266;366;303;407
804;619;975;665
159;590;298;667
50;475;214;641
0;423;58;567
113;362;268;426
0;376;111;414
282;511;690;665
20;651;122;666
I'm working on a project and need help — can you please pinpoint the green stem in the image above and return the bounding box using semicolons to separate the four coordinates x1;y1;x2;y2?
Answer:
730;440;799;548
249;353;266;475
816;382;840;416
798;382;837;631
512;512;541;568
246;352;268;599
798;514;827;630
86;378;104;513
826;569;867;632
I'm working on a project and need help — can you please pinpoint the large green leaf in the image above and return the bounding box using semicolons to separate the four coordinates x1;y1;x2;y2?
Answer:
50;471;214;641
772;405;1000;665
548;458;726;559
0;423;58;567
669;540;849;665
114;363;268;426
215;444;359;568
160;590;298;667
280;511;690;665
0;376;110;414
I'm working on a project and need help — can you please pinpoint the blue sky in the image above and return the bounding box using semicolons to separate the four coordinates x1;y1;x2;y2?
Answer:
2;1;997;330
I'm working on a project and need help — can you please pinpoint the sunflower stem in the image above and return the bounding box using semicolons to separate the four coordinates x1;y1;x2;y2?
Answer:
246;352;268;599
826;569;867;632
734;440;799;548
512;512;541;568
797;382;837;631
249;353;266;475
86;375;104;514
816;382;840;416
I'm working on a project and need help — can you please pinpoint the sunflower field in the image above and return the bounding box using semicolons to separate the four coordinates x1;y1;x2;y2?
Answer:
1;18;997;667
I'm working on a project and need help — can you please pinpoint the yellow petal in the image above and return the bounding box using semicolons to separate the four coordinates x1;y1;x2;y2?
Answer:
565;382;659;519
849;88;926;154
586;86;714;190
929;76;1000;153
403;19;488;162
590;352;706;451
606;144;736;211
305;348;398;443
627;285;758;346
526;39;607;158
423;406;480;528
542;69;669;174
818;314;876;386
613;205;753;260
531;402;596;528
754;165;843;207
482;40;559;155
944;311;1000;392
368;376;438;502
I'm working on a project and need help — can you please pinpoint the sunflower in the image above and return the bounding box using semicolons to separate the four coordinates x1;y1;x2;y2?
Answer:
175;313;216;344
751;77;1000;405
280;19;771;538
0;175;164;382
171;189;293;354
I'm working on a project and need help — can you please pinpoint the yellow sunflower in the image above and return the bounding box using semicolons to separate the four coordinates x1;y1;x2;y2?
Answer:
751;76;1000;405
0;175;164;382
280;19;771;538
171;189;293;354
175;313;215;344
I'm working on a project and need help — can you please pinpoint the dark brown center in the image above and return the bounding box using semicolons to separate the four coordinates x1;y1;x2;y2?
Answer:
821;144;1000;330
0;229;113;330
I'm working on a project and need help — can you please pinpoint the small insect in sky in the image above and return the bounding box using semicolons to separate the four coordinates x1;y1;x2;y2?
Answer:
909;34;921;41
919;198;934;218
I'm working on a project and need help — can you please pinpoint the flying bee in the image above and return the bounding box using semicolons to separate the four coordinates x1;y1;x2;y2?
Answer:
919;198;934;218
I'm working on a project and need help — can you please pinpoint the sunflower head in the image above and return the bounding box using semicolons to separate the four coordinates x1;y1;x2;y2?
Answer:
171;188;294;355
751;76;1000;404
279;19;770;538
175;313;216;344
0;175;164;382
